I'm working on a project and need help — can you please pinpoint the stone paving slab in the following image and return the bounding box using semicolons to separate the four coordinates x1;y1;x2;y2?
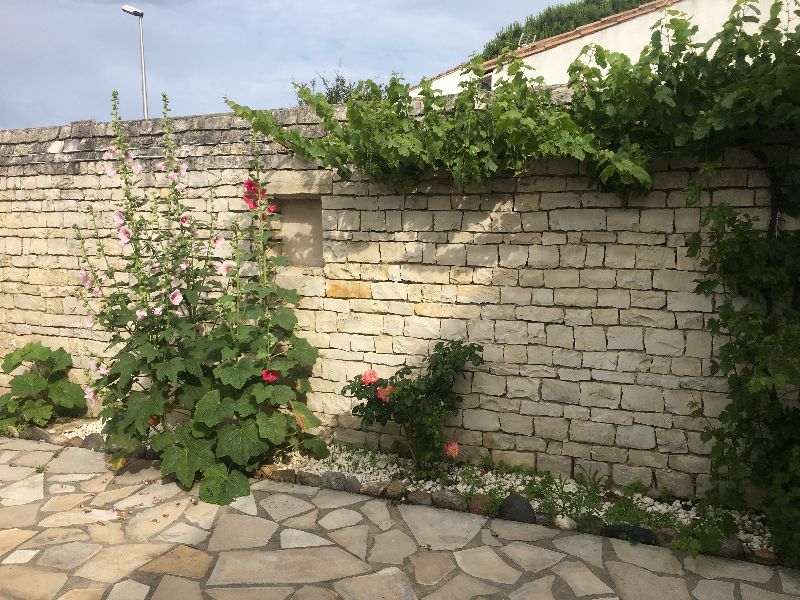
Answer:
0;438;798;600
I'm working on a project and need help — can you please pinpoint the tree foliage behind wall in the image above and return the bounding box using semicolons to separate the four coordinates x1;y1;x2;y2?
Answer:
481;0;649;60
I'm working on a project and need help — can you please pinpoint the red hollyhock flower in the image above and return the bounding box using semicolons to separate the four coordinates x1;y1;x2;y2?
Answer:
261;369;281;383
268;204;278;214
243;194;258;210
376;385;394;403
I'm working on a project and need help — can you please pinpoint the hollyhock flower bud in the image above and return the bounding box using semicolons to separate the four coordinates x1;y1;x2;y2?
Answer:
132;164;143;175
377;385;394;403
169;289;183;306
84;387;97;409
361;370;379;386
135;308;147;320
113;211;125;228
261;369;281;383
92;286;101;295
443;439;460;460
179;260;189;271
118;226;132;245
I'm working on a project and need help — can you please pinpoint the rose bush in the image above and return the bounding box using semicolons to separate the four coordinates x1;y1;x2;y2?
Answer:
342;340;483;464
76;93;327;504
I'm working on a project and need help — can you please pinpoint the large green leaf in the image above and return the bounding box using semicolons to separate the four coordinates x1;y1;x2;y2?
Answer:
215;419;269;466
120;391;165;436
9;373;48;398
287;337;318;366
21;399;52;425
256;411;288;445
199;464;250;505
290;401;322;430
48;348;73;373
194;390;235;427
271;307;298;331
303;436;330;459
161;431;215;488
2;342;52;373
155;357;184;384
214;357;257;390
47;379;85;410
265;385;296;406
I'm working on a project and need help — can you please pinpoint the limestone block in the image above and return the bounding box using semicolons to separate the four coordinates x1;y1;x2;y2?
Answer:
579;382;622;409
621;386;664;412
541;379;580;404
612;464;653;487
616;425;656;450
644;329;685;356
268;170;332;196
463;409;500;432
549;209;606;231
534;417;569;440
607;327;644;350
570;421;615;445
573;327;606;351
546;325;574;349
528;246;559;268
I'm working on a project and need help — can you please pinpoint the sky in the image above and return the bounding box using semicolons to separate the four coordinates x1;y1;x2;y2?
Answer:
0;0;566;131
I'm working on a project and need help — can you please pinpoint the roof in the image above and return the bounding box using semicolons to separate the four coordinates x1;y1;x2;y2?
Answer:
424;0;683;84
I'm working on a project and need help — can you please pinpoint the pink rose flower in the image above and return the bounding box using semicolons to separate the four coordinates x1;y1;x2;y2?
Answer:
113;210;125;228
443;439;460;460
377;385;394;403
118;226;132;245
361;370;379;386
169;289;183;306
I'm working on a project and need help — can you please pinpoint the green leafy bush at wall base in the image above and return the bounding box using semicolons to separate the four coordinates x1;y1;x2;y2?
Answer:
343;340;483;465
0;342;86;432
79;94;327;505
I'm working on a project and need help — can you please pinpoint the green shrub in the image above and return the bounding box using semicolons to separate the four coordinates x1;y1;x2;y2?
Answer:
0;342;86;432
342;340;483;464
77;94;327;505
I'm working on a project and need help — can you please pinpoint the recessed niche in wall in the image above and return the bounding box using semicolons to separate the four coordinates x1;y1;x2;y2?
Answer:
276;198;324;267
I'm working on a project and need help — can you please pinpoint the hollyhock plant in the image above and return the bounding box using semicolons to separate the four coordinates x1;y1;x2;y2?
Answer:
75;91;325;507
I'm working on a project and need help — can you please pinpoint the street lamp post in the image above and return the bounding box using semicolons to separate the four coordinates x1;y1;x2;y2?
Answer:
121;4;148;119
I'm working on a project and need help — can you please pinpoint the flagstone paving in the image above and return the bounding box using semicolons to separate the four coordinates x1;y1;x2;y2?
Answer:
1;438;799;600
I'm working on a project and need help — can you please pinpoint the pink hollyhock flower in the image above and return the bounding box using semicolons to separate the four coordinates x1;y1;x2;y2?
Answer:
176;182;187;192
179;212;190;227
125;151;133;163
179;260;189;271
135;308;147;320
113;210;125;228
215;260;236;276
92;285;101;295
86;313;95;329
107;145;118;155
169;289;183;306
173;310;182;317
168;172;178;182
268;204;278;214
155;161;166;171
118;226;132;245
153;306;164;316
261;369;281;383
361;370;379;386
376;385;394;403
105;165;116;178
132;163;143;175
89;358;98;373
98;364;110;376
443;439;460;460
84;387;97;409
179;163;188;176
212;233;224;247
97;272;107;282
78;269;92;288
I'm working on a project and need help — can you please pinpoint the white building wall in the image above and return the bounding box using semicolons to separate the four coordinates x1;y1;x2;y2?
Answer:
424;0;791;94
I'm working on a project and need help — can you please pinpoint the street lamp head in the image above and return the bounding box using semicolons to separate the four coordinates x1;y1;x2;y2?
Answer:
121;4;144;17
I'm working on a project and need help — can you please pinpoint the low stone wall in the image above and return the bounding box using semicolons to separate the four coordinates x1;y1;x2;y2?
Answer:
0;108;788;497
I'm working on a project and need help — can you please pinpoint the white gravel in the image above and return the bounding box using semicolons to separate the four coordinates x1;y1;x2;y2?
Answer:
48;419;104;439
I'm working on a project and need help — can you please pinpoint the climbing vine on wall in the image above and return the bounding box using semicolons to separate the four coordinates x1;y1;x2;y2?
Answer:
229;1;800;563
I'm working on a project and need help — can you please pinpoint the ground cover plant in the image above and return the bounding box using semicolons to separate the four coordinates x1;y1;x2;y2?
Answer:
76;93;326;505
230;0;800;562
0;342;86;433
342;341;483;465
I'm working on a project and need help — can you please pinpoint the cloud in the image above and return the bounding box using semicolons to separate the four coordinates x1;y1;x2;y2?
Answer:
0;0;561;130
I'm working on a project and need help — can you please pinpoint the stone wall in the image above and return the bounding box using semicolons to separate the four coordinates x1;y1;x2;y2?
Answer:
0;108;787;497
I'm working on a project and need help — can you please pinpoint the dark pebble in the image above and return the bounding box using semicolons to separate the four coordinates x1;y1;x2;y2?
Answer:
320;471;347;490
498;492;537;524
601;523;659;546
344;476;361;494
81;433;105;451
296;471;322;487
432;489;467;511
406;490;432;505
